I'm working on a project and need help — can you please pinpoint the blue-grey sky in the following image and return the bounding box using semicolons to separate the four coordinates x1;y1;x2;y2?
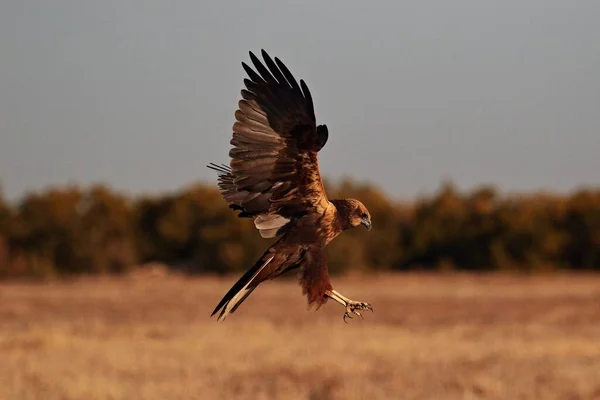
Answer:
1;1;599;202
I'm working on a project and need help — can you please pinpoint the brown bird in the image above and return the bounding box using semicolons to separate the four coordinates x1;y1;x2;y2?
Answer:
208;49;373;322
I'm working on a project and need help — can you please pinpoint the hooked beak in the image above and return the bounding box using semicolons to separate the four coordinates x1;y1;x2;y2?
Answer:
361;217;372;231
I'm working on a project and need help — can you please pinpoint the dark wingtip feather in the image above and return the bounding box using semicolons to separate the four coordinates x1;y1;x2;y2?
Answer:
300;79;310;97
241;61;250;76
207;162;232;175
274;56;299;89
250;50;277;84
249;51;261;66
300;79;315;119
261;50;286;86
242;62;264;84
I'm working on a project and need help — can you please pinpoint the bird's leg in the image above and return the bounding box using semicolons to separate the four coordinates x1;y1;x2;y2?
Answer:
325;289;373;323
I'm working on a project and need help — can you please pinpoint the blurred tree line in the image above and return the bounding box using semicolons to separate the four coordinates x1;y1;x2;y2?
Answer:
0;179;598;279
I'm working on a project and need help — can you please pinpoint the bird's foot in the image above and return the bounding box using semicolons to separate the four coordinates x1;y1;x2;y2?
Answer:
325;289;373;323
343;301;373;323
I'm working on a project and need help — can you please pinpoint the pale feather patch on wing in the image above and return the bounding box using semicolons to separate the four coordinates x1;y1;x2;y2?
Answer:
254;214;290;238
217;256;275;321
254;214;290;229
258;228;278;238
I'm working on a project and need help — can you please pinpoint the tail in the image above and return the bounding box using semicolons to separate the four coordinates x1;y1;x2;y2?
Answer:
211;252;275;321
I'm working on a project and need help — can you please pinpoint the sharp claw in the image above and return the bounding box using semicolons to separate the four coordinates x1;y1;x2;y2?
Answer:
343;312;352;323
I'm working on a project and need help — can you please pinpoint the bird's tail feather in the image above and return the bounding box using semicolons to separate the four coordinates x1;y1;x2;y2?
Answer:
211;253;275;321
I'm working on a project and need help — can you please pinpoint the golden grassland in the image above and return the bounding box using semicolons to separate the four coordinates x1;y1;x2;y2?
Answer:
1;270;600;400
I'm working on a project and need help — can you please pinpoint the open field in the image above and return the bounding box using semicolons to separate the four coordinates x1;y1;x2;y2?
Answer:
1;271;600;400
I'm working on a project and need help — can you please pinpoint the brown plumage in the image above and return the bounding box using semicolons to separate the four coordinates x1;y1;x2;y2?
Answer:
208;50;373;322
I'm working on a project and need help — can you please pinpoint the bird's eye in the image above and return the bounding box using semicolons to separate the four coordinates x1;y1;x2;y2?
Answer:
360;212;367;218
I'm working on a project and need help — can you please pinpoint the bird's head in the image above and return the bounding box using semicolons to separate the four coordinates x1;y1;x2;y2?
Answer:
343;198;372;231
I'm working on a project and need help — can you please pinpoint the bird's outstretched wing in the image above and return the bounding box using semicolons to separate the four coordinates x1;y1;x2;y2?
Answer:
209;50;330;238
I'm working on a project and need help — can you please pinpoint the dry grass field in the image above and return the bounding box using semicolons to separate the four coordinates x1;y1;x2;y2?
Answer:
1;270;600;400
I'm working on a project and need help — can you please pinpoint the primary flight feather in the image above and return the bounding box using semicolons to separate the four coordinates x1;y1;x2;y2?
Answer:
208;50;373;322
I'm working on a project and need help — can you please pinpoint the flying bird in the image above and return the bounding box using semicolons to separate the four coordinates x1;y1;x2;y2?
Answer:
208;50;373;322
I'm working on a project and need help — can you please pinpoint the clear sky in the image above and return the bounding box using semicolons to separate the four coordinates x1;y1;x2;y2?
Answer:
1;1;598;202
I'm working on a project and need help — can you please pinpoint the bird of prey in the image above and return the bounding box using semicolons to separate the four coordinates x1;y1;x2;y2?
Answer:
208;50;373;322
